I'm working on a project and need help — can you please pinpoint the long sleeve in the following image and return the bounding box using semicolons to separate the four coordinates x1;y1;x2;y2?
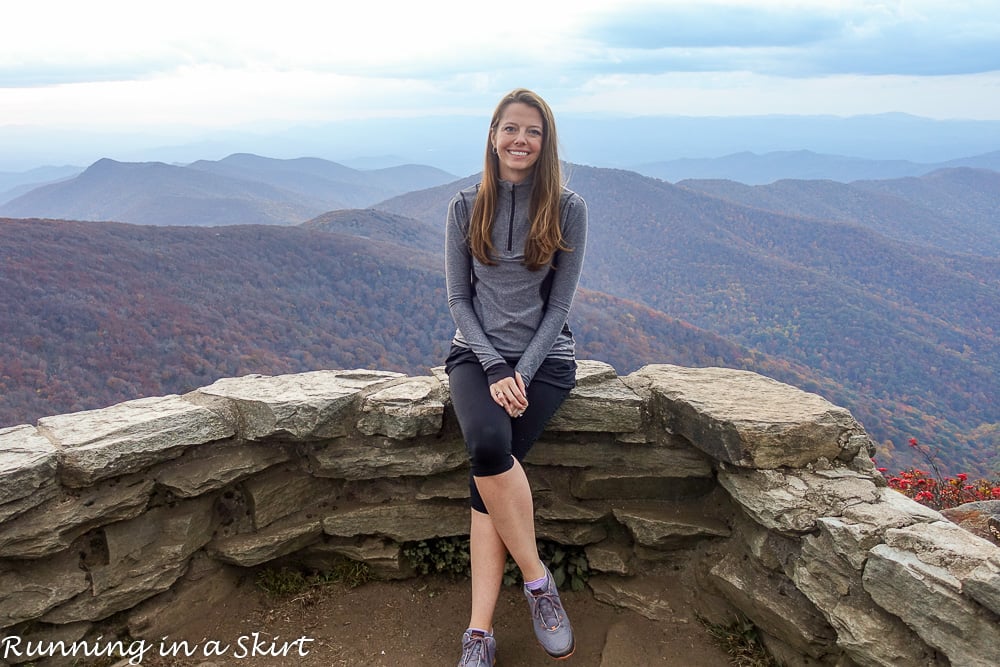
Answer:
444;189;508;375
514;193;588;386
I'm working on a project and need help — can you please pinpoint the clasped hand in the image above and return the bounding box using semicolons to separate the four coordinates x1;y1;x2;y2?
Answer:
490;372;528;418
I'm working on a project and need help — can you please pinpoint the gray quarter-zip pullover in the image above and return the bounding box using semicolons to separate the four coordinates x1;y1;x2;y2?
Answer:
445;177;588;386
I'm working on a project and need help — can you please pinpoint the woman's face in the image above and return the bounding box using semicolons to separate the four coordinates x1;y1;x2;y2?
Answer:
492;102;544;184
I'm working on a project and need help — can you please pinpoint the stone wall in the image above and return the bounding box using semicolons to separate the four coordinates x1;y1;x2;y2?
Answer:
1;361;998;666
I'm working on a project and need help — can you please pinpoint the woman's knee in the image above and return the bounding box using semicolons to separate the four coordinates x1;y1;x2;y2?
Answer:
466;423;514;477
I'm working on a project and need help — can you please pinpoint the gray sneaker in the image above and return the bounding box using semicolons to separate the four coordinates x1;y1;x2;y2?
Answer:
458;629;496;667
523;563;575;659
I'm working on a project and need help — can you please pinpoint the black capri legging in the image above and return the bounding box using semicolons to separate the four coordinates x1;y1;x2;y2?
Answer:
446;350;574;514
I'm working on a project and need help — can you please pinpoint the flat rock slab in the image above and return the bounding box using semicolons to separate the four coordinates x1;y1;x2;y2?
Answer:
628;364;866;468
549;360;643;433
718;466;881;534
357;376;445;439
191;369;402;440
38;395;233;486
0;424;59;521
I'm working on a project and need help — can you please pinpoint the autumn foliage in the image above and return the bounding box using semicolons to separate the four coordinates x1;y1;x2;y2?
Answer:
879;437;1000;510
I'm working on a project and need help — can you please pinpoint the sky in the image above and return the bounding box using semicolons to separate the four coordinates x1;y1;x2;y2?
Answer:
3;0;1000;136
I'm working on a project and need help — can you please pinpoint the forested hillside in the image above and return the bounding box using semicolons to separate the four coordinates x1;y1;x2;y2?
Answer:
1;217;830;451
379;167;1000;476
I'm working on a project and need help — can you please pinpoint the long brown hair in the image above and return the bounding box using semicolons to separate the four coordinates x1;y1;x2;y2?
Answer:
469;88;569;270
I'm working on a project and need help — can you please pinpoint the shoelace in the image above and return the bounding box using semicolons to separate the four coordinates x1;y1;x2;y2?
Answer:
530;591;564;630
461;633;491;666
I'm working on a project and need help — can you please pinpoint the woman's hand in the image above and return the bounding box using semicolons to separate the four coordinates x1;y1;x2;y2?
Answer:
490;372;528;417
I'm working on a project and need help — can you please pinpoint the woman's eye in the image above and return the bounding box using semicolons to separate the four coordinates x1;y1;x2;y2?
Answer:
528;129;542;137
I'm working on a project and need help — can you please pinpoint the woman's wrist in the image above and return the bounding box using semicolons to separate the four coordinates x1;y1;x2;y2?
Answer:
485;362;515;385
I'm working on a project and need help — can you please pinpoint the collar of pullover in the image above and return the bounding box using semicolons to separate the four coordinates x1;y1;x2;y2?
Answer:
496;174;534;193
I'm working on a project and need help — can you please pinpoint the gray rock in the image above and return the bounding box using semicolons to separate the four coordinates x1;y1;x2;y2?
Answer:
37;395;233;487
629;365;866;468
0;425;58;513
308;436;466;480
208;512;324;567
0;482;61;527
0;475;153;559
0;548;90;627
191;369;401;440
585;542;632;575
357;376;445;439
718;466;880;534
293;536;412;579
0;620;91;667
242;466;343;529
709;551;837;659
41;496;216;624
535;495;608;523
322;501;468;542
863;542;1000;667
965;555;1000;616
153;441;291;497
99;497;216;587
42;563;188;625
571;469;716;501
795;521;942;667
883;520;999;578
842;487;943;529
941;500;1000;545
535;521;608;546
732;511;801;574
128;554;243;639
613;503;730;549
574;359;621;385
525;437;712;476
0;363;995;666
589;573;678;621
415;468;470;501
549;361;642;433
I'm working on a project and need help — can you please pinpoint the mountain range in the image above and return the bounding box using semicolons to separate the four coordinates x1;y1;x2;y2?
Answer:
634;149;1000;185
677;167;1000;257
1;157;998;477
6;112;1000;176
5;147;1000;213
0;154;457;225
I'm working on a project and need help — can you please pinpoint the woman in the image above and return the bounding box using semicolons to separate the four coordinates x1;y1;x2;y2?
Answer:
444;88;588;665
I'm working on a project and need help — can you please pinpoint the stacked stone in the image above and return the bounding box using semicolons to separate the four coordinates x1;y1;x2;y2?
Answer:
0;362;998;667
626;365;1000;667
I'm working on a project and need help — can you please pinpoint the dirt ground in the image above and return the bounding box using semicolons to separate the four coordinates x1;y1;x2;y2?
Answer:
134;573;735;667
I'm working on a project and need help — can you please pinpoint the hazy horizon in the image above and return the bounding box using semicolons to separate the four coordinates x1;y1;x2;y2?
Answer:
3;112;1000;178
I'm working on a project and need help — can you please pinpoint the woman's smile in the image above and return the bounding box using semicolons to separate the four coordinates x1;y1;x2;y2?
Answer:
493;102;543;182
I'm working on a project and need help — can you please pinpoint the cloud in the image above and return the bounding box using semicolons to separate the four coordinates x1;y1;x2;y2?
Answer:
2;0;1000;131
586;2;840;49
580;0;1000;77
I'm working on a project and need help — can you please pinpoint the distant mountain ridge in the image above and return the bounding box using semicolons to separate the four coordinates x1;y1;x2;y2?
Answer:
0;165;82;205
634;149;1000;185
7;111;1000;175
187;153;456;210
678;167;1000;256
0;154;458;226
